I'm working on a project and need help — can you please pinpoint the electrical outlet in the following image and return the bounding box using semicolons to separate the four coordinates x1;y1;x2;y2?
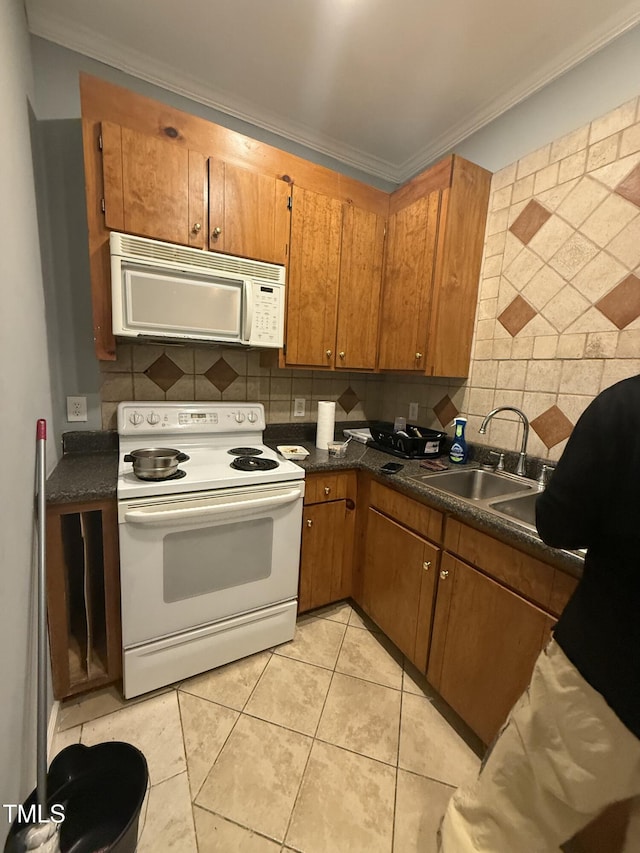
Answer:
409;401;419;421
293;397;306;417
66;396;88;422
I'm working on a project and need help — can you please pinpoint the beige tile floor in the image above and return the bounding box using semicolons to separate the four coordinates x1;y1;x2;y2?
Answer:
52;601;484;853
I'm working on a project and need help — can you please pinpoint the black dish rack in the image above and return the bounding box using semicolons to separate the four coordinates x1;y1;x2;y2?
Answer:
369;421;447;459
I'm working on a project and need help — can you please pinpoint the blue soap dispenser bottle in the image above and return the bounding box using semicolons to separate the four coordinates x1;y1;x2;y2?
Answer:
449;417;468;464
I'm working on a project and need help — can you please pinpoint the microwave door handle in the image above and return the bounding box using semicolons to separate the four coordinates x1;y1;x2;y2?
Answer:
243;280;254;343
124;487;301;525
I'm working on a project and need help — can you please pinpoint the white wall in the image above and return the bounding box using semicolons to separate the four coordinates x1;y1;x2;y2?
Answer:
30;36;394;191
0;0;57;843
455;24;640;172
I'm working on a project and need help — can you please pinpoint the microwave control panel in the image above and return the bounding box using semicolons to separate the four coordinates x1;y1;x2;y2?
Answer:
249;283;284;347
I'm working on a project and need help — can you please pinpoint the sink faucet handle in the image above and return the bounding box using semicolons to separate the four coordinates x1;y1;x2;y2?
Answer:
537;464;555;488
489;451;505;471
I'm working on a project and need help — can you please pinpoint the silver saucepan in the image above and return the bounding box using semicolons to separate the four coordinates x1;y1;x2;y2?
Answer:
123;448;190;480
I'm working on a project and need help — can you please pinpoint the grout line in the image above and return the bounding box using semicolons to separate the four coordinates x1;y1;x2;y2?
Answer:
240;650;274;713
193;804;295;849
280;612;351;848
187;697;244;805
174;687;200;853
398;765;458;791
390;660;408;852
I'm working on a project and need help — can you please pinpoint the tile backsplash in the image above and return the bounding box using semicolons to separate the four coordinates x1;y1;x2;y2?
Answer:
100;344;388;429
100;93;640;463
464;93;640;461
100;343;467;443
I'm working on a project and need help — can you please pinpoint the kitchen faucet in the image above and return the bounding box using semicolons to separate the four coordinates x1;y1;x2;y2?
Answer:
479;407;530;476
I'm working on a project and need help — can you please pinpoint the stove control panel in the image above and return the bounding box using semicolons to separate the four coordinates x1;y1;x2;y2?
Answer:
178;412;219;425
118;402;266;435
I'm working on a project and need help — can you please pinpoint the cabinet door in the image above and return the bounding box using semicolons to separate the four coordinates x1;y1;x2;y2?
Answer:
101;121;206;248
335;205;385;370
362;508;438;669
377;190;440;371
299;501;346;613
428;553;549;744
286;186;343;368
427;157;491;377
208;159;290;264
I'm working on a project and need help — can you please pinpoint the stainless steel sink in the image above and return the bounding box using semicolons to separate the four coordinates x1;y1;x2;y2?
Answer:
488;492;538;528
412;468;535;501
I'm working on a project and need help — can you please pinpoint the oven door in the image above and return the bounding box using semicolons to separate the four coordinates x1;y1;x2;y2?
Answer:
118;480;304;647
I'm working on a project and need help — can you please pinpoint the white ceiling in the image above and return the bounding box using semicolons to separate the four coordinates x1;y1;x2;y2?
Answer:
26;0;640;183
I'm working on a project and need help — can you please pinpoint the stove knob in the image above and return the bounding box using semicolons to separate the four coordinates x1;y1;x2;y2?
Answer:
235;412;246;424
129;412;144;426
247;411;258;424
147;412;160;425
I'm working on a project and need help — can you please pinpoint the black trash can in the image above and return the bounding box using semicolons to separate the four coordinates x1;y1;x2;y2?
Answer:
5;742;148;853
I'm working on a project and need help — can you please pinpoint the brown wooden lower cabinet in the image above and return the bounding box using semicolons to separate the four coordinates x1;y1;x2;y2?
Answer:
362;508;439;670
46;499;122;700
299;500;347;613
298;472;357;613
427;552;551;745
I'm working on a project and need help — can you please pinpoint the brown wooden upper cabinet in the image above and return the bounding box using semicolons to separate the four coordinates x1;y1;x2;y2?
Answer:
377;189;440;372
208;158;291;265
100;123;291;265
378;155;492;377
80;74;491;367
100;121;208;249
285;186;386;370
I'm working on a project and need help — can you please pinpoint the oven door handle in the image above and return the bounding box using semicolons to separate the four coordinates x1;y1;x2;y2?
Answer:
123;488;302;525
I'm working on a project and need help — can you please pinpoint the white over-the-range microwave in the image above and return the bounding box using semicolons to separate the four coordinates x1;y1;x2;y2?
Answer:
110;232;286;348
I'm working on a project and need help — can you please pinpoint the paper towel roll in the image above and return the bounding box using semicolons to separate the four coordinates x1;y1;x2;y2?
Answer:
316;400;336;450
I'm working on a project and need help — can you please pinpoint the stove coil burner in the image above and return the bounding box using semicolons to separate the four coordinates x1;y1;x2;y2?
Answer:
231;456;279;472
228;447;263;456
135;469;187;482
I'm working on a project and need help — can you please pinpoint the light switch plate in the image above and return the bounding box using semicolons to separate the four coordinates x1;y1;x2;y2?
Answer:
409;401;419;421
293;397;306;417
67;396;88;422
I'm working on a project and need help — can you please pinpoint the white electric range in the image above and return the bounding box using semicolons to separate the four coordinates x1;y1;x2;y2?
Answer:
116;401;305;698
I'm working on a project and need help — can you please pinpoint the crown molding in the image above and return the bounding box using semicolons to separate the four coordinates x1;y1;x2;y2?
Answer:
27;4;640;186
27;7;403;183
397;6;640;181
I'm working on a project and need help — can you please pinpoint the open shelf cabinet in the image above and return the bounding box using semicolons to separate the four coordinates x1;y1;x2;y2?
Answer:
46;499;122;700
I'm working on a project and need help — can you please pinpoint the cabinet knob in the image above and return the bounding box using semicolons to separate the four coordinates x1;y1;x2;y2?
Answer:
440;569;449;580
306;519;313;528
212;226;222;238
415;352;423;360
423;561;431;571
326;349;332;358
191;222;202;233
324;486;331;495
339;351;345;359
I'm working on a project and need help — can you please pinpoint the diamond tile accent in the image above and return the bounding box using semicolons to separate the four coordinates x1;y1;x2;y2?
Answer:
615;163;640;208
433;395;459;428
204;358;239;392
530;406;574;449
595;274;640;330
144;353;184;392
497;295;537;337
337;386;359;414
508;200;552;244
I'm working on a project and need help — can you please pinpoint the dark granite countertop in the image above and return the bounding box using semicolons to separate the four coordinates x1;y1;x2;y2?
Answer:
266;437;584;580
48;426;583;579
46;451;119;504
46;431;118;504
